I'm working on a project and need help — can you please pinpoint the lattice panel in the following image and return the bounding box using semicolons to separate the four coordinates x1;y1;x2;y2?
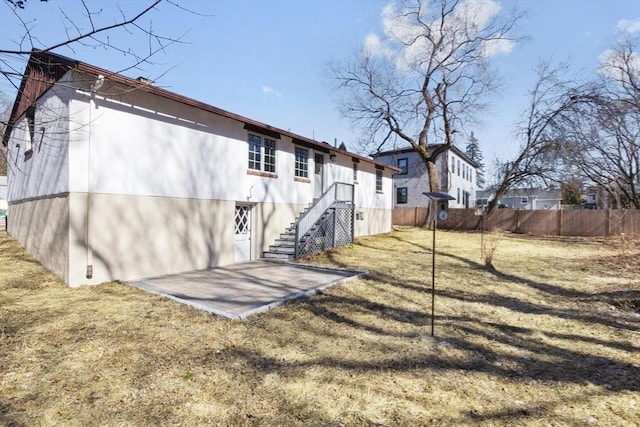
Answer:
235;206;250;235
297;207;353;257
334;208;353;247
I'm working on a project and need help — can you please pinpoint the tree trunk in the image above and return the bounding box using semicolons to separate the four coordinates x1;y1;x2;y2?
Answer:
426;159;440;192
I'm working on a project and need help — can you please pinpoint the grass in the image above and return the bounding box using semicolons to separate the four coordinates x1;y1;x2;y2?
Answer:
1;228;639;426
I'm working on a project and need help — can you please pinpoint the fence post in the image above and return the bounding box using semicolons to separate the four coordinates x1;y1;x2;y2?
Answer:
605;209;611;237
558;208;563;236
515;209;520;233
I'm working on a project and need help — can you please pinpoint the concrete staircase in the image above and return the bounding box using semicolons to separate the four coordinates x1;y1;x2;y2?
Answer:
263;202;326;261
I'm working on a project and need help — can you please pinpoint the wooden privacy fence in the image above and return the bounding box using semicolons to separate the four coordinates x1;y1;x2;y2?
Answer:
393;207;640;237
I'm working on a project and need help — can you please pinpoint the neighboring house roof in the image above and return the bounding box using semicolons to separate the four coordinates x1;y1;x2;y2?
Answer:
373;144;479;168
3;49;397;172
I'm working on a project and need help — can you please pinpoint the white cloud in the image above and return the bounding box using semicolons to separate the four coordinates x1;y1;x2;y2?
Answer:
617;18;640;34
363;0;512;71
599;48;640;81
482;38;515;57
261;85;282;98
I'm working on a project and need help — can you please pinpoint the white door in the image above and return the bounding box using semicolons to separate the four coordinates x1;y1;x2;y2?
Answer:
314;153;324;199
234;204;251;262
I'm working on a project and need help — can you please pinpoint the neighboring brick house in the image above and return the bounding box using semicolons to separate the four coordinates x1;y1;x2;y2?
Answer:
373;145;477;208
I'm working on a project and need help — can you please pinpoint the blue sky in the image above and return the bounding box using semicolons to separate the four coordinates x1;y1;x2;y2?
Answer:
2;0;640;168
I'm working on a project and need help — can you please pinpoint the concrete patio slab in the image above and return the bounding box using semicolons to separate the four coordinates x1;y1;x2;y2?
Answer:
129;260;366;319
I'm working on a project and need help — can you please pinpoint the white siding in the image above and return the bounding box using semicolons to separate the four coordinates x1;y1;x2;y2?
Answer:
7;79;73;202
67;85;392;211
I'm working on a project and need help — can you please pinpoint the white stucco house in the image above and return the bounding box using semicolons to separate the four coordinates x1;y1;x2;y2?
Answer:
3;50;396;287
373;145;477;209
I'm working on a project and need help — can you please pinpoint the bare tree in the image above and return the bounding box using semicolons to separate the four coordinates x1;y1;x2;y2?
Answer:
0;0;186;97
329;0;521;192
487;62;588;215
557;32;640;209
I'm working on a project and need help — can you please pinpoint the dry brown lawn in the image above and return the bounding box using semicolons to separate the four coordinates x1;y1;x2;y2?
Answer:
1;228;639;426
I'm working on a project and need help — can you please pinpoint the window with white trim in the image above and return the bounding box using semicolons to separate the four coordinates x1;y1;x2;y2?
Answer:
248;133;276;173
294;147;308;178
353;163;358;182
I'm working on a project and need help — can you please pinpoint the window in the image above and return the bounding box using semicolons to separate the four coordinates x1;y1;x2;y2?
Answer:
376;170;383;192
521;197;529;204
457;160;460;176
397;158;408;175
248;134;276;173
457;188;460;203
353;163;358;182
396;187;408;204
25;106;36;155
451;156;455;172
294;147;308;178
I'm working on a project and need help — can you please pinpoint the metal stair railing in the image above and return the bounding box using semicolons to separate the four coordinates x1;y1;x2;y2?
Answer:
294;182;354;257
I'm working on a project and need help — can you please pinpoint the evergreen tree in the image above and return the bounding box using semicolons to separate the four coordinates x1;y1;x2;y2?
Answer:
465;131;485;189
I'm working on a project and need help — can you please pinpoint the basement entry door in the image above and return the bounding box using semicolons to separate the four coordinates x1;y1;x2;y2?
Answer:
234;204;252;263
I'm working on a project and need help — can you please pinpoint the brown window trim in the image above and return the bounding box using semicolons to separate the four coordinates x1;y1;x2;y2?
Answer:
294;177;311;183
247;169;278;179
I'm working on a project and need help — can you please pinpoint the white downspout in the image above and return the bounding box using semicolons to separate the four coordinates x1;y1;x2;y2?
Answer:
86;75;104;279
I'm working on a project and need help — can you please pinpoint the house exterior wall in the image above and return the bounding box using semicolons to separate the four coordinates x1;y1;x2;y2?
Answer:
7;195;69;282
375;148;476;209
446;151;476;209
7;68;394;286
5;75;75;282
7;78;73;201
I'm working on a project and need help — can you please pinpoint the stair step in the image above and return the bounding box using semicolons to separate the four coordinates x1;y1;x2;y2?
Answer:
268;245;295;255
273;239;295;247
263;252;294;261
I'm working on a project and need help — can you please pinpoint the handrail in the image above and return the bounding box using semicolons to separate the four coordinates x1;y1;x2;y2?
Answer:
295;182;354;256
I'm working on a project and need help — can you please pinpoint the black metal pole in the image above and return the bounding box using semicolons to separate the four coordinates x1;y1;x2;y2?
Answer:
431;216;436;337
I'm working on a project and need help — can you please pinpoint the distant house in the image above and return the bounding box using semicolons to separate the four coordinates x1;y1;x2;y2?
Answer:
3;50;397;286
477;187;562;210
0;175;6;203
373;145;477;208
0;176;6;230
